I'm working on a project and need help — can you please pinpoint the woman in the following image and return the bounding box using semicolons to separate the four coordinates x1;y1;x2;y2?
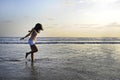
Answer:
20;23;43;62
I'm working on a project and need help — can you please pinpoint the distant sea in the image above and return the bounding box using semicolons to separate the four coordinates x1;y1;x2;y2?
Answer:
0;37;120;44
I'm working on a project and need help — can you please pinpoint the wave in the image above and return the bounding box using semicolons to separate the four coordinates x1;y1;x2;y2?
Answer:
0;37;120;44
0;41;120;44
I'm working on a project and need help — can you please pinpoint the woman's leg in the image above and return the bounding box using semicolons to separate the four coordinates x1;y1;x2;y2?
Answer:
31;53;34;62
31;45;38;62
25;44;38;61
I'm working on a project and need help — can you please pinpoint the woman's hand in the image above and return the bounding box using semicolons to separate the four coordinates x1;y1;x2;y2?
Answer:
28;30;31;32
20;37;24;40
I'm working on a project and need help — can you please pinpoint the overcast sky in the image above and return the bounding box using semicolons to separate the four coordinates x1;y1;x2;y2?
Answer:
0;0;120;37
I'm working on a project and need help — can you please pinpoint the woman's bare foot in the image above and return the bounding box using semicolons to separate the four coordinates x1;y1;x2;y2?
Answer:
25;53;30;58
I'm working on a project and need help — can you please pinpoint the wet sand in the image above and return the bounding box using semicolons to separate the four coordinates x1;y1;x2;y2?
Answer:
0;44;120;80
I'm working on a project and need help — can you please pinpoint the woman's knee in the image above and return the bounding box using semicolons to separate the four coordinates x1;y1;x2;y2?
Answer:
31;45;38;52
34;48;38;52
32;48;38;52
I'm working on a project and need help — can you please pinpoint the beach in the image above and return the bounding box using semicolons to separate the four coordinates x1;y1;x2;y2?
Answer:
1;0;120;79
0;43;120;80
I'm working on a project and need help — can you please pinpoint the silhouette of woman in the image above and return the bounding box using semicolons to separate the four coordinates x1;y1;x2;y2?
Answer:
20;23;43;62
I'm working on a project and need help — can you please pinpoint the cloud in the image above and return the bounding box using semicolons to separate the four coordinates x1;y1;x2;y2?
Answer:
74;24;99;28
63;0;85;6
23;16;30;19
45;16;55;21
0;20;13;24
63;0;118;6
73;23;120;29
105;22;120;27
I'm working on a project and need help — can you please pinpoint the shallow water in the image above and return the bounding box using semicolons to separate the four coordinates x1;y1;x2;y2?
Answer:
0;44;120;80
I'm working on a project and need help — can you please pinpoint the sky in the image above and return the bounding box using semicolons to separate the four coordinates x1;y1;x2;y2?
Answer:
0;0;120;37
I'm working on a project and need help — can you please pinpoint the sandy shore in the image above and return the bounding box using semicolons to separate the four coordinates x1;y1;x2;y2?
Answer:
0;44;120;80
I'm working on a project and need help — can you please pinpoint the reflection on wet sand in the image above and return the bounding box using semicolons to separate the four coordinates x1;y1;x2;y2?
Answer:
1;44;120;80
25;62;41;80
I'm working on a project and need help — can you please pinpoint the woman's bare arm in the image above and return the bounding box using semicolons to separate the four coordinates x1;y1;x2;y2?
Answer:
20;29;33;40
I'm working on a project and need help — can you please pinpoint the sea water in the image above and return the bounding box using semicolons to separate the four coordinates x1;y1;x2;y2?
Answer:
0;37;120;80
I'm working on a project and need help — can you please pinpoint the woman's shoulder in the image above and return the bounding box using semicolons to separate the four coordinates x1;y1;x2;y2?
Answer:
32;29;38;33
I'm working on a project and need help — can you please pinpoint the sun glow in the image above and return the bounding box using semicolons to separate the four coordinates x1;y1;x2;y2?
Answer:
0;0;120;37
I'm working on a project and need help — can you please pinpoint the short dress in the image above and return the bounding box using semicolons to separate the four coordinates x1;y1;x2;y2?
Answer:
28;39;35;46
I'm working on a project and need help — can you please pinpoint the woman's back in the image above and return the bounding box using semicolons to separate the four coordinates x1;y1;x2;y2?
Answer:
30;29;38;41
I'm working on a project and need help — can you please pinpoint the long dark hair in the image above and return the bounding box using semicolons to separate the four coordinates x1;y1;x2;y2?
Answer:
33;23;43;33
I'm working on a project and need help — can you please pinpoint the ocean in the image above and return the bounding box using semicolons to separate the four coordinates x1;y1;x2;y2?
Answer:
0;37;120;80
0;37;120;44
